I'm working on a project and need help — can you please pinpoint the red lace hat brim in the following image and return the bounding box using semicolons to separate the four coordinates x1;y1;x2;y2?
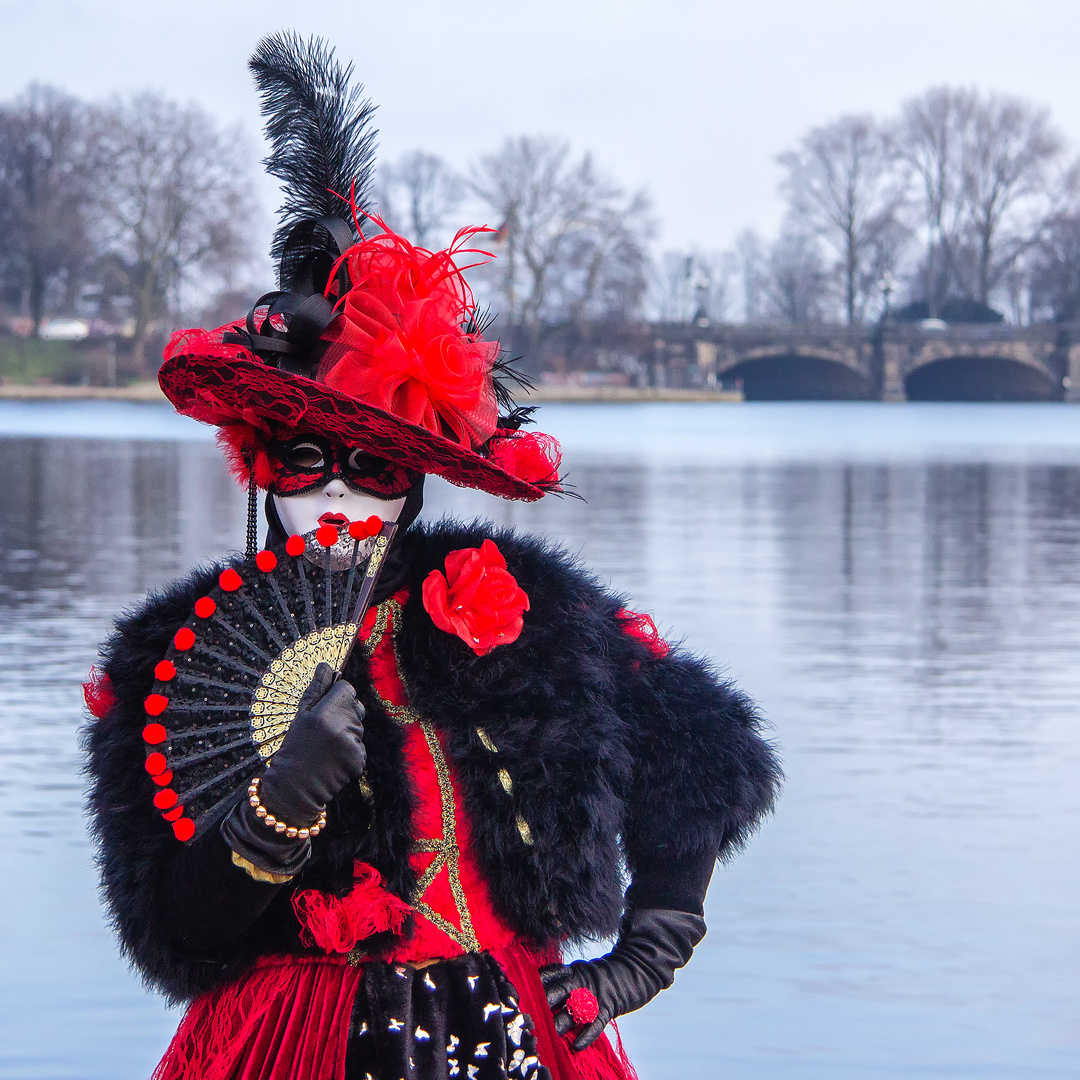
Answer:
158;350;549;502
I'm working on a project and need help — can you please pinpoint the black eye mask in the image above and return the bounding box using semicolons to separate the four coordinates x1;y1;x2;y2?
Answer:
267;437;422;498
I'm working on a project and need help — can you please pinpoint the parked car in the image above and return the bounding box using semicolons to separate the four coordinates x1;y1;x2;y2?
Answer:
39;318;90;341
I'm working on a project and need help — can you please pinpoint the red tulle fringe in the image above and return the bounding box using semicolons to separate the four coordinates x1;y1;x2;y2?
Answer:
292;861;412;954
616;608;670;659
82;666;117;719
487;428;564;489
152;955;360;1080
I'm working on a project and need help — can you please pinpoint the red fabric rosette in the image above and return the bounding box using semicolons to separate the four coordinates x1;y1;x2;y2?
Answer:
422;539;530;656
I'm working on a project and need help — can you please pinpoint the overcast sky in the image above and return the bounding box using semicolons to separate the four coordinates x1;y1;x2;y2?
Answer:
2;0;1078;256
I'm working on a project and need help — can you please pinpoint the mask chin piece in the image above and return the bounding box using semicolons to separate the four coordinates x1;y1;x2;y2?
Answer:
299;527;379;571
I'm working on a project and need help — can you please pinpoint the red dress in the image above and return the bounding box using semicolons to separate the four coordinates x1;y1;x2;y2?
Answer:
153;593;634;1080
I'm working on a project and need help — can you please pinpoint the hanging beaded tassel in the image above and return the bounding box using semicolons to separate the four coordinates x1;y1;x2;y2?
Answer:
245;457;259;558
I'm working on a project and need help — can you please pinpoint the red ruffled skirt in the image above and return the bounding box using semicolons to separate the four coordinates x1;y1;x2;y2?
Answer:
153;944;635;1080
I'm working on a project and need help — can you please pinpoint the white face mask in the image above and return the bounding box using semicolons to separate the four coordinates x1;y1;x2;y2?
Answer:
273;479;408;538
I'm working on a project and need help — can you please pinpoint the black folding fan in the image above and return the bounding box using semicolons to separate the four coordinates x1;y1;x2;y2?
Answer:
140;520;396;841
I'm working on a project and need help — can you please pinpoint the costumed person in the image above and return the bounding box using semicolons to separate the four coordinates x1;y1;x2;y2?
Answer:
83;33;781;1080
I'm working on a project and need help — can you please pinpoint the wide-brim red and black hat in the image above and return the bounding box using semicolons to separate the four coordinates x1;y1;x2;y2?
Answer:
157;33;562;503
158;305;561;504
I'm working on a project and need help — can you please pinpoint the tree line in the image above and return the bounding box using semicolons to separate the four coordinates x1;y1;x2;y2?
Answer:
0;85;653;377
5;80;1080;384
0;85;253;370
667;86;1080;327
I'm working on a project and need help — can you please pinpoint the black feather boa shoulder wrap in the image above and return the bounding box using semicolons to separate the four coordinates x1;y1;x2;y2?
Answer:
84;520;781;1002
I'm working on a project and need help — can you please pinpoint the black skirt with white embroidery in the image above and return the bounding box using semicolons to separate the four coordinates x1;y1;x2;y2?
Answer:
344;953;550;1080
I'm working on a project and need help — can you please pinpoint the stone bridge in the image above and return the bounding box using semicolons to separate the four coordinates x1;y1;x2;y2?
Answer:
528;322;1080;402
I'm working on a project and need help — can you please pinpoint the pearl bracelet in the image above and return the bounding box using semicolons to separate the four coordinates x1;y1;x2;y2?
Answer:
247;777;326;839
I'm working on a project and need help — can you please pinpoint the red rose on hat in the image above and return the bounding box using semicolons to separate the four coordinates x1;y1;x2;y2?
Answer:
422;539;529;656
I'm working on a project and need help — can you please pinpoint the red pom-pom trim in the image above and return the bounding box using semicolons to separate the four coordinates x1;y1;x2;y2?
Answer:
144;693;168;716
172;818;196;841
316;525;339;548
256;549;277;572
144;752;167;775
153;789;178;810
173;627;196;651
194;597;216;618
154;660;176;682
345;516;384;540
286;535;306;557
143;722;167;744
162;805;185;822
153;770;174;786
219;568;242;592
566;986;600;1024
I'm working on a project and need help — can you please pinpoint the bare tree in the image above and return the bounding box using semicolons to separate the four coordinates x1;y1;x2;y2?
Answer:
959;94;1061;305
897;86;1062;313
560;188;653;323
651;252;693;321
0;85;93;332
779;114;908;325
373;150;464;249
897;87;978;315
650;250;733;322
469;136;653;330
92;93;254;371
734;229;768;323
765;228;831;323
1029;210;1080;321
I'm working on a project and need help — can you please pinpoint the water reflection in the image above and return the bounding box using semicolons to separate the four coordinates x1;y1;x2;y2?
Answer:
1;407;1078;1078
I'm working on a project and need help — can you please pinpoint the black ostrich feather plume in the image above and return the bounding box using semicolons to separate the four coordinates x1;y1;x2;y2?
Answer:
250;32;378;289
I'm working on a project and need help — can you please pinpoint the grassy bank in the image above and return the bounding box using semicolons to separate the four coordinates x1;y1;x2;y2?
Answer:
0;339;83;384
0;336;155;387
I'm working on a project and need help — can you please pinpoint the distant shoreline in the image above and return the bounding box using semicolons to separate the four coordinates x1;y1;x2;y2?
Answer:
0;382;745;404
0;382;167;401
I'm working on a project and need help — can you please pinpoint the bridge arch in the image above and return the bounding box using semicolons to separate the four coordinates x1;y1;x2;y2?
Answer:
722;353;871;401
904;355;1056;402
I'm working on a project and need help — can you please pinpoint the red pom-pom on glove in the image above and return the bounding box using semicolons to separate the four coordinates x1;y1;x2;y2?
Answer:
566;987;600;1024
422;539;529;656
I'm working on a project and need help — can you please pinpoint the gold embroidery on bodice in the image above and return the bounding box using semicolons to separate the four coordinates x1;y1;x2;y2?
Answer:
363;600;480;953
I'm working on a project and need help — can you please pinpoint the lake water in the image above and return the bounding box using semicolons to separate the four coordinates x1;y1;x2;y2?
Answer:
1;401;1078;1079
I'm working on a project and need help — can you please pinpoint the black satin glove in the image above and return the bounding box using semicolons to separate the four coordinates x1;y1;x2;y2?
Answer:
540;908;706;1051
221;662;366;876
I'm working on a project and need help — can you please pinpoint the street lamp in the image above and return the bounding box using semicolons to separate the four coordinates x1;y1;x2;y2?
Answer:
879;272;897;321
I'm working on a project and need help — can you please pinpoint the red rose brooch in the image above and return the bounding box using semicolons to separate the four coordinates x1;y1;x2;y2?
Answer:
422;539;530;656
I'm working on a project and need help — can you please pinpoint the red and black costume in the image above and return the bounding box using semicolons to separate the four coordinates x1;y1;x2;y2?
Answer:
82;33;780;1080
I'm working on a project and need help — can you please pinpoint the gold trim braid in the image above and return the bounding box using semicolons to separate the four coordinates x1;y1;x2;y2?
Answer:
363;599;481;954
